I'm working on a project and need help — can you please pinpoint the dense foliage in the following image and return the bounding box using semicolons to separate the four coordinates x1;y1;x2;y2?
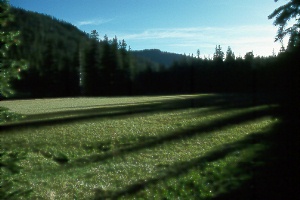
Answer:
268;0;300;49
0;1;27;98
1;2;31;199
6;7;151;97
268;0;300;113
134;48;299;97
1;1;299;198
3;2;299;99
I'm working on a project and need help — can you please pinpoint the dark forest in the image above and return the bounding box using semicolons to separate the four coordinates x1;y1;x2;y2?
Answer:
1;7;297;101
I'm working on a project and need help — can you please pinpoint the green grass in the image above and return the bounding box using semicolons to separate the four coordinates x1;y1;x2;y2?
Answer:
0;94;279;199
0;94;205;115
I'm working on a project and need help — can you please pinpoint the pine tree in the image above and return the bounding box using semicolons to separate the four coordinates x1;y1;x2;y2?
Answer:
89;30;99;41
0;0;27;98
268;0;300;49
197;49;200;59
225;46;235;61
84;34;101;95
79;40;86;95
213;45;224;61
244;51;254;61
0;3;32;199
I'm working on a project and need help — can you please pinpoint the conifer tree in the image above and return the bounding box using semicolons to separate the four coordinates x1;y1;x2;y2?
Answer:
213;45;224;61
1;3;32;199
90;30;99;41
197;49;200;59
268;0;300;49
225;46;235;61
244;51;254;62
0;0;27;98
84;31;101;95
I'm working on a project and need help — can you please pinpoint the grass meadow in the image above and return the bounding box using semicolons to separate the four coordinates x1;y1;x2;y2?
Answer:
1;94;295;199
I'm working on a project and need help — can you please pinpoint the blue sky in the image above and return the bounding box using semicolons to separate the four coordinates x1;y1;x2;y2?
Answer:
10;0;286;57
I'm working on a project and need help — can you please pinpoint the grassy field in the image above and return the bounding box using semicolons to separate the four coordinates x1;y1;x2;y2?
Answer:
0;94;283;199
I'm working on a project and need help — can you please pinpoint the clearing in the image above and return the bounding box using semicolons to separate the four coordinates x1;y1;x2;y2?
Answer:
1;94;285;199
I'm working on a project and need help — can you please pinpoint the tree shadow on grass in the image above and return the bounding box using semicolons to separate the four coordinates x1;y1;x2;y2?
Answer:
92;114;299;199
211;116;300;200
66;105;276;168
2;94;291;199
6;101;275;172
0;93;275;133
92;124;271;199
1;94;277;173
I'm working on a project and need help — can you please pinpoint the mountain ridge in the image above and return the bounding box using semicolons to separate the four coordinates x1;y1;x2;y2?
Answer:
131;49;185;67
9;7;184;69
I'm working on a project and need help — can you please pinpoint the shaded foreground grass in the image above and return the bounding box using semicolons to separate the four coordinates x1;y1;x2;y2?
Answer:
1;94;297;199
211;118;300;200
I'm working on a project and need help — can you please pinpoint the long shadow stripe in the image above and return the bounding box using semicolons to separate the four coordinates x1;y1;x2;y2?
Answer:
68;107;276;168
1;94;263;132
94;131;269;199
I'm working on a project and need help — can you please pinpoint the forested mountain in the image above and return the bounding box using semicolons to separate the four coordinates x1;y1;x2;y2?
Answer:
6;7;157;97
131;49;184;68
5;7;88;97
7;7;87;64
4;6;300;99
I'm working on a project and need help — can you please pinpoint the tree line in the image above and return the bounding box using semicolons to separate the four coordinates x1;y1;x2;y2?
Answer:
2;2;300;100
5;7;156;98
134;45;299;96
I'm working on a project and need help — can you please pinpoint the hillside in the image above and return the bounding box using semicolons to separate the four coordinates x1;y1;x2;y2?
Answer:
4;7;193;98
131;49;184;67
8;7;88;68
5;7;159;97
5;7;299;99
8;7;175;74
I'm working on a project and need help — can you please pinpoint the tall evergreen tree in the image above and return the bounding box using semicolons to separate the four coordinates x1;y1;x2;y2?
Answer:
197;49;200;59
213;45;224;61
244;51;254;61
269;0;300;113
225;46;235;62
0;1;32;199
41;39;59;96
79;40;87;95
120;39;127;50
89;30;99;41
84;32;101;95
0;0;27;98
268;0;300;49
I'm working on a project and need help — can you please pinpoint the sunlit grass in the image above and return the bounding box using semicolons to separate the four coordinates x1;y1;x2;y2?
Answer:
126;143;265;199
0;94;208;115
0;95;278;199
